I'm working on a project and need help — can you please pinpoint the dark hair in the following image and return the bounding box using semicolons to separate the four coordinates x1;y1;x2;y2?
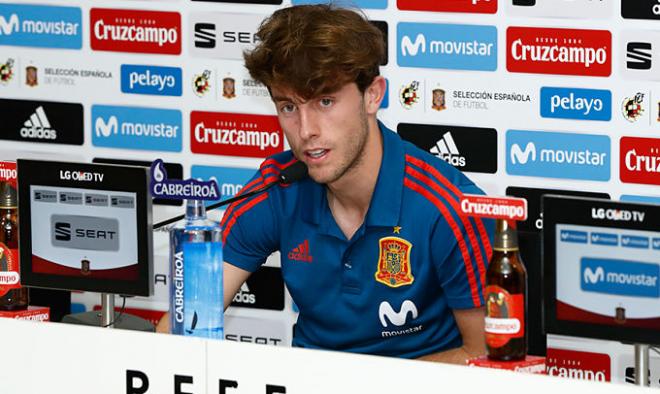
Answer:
244;4;384;100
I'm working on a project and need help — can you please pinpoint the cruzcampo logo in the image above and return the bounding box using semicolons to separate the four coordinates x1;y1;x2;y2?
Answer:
150;159;219;201
375;236;414;288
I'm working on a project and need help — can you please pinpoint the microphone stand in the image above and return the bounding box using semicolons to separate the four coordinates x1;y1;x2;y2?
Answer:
153;180;278;230
153;161;307;230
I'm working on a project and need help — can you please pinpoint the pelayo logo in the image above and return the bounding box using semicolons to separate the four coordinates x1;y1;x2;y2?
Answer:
120;65;182;96
540;87;611;121
92;105;182;152
0;4;82;49
150;159;219;201
507;27;611;77
581;257;660;298
90;8;181;55
506;129;610;181
397;22;497;71
190;111;283;158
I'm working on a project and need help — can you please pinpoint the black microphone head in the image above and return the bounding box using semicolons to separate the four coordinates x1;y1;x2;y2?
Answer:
279;161;308;184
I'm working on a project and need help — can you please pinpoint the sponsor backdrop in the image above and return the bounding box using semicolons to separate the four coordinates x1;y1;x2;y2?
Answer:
1;0;660;384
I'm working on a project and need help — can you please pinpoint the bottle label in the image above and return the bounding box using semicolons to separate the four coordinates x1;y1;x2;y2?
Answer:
0;243;21;297
484;285;524;348
168;228;224;339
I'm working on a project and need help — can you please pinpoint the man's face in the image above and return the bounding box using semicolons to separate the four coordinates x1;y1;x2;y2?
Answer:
271;82;370;185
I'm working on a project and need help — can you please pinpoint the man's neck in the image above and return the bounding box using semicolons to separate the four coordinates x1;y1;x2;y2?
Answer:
326;118;383;238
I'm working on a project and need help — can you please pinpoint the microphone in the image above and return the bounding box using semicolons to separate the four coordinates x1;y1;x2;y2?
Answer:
153;161;308;229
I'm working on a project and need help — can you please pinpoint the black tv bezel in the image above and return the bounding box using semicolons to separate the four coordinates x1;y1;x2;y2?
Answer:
17;159;153;297
543;195;660;345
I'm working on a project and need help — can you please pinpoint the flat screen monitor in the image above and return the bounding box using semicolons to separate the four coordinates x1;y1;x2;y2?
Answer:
17;160;153;297
544;195;660;345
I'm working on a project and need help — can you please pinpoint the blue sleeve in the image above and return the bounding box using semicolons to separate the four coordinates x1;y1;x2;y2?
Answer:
221;171;280;273
431;180;495;310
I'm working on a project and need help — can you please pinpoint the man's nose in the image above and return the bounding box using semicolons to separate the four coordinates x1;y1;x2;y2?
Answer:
298;107;319;140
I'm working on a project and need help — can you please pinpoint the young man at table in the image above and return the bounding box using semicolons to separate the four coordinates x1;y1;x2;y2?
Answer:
159;4;494;364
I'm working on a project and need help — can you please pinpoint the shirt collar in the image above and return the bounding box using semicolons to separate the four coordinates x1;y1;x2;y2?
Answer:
300;122;404;230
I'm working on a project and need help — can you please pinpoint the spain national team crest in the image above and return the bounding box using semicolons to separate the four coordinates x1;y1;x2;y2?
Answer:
375;237;414;288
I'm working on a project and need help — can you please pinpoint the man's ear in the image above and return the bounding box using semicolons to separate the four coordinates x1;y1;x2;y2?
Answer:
364;76;386;115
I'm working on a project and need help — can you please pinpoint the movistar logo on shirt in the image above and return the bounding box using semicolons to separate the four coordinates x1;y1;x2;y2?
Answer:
581;257;660;298
378;300;423;338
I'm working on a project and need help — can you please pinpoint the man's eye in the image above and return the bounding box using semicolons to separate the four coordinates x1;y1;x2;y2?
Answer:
280;104;296;113
319;98;333;107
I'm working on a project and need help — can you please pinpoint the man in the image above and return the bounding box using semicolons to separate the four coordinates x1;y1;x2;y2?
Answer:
160;5;493;364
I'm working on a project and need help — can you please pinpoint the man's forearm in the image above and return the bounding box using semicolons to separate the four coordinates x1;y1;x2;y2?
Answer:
417;345;485;365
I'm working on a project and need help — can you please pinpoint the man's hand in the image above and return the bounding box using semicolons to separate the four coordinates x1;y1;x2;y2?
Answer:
417;307;486;364
156;313;170;333
153;262;252;334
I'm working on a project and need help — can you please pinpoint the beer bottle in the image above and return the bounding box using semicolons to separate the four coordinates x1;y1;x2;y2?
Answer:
0;182;28;310
485;219;527;360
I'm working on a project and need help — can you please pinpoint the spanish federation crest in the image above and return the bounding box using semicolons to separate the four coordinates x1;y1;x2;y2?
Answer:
375;237;414;288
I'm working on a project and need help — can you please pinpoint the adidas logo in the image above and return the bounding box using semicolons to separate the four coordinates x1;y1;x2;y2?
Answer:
232;282;255;304
288;239;313;263
20;106;57;140
429;132;465;167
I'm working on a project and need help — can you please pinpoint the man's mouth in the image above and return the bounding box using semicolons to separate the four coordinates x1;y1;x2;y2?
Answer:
305;149;328;160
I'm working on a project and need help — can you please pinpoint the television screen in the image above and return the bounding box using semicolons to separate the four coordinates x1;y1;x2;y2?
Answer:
30;185;139;280
18;160;152;297
530;196;660;344
544;195;660;345
555;223;660;330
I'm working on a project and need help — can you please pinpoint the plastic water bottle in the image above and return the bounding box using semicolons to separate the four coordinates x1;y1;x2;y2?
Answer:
169;199;223;339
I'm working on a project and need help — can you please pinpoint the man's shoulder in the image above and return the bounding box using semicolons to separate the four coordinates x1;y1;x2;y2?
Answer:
400;138;478;192
258;150;297;172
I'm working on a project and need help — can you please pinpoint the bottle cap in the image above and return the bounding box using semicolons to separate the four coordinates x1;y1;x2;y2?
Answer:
493;219;518;251
0;182;17;209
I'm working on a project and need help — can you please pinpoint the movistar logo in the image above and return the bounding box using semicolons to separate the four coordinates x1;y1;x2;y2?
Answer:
510;142;536;164
581;258;660;298
506;130;610;181
401;34;426;56
0;5;82;49
378;300;418;327
584;267;604;284
0;14;19;35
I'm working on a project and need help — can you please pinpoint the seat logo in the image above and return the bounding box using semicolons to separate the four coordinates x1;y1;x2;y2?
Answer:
627;42;652;70
510;142;536;164
378;300;418;327
194;23;215;48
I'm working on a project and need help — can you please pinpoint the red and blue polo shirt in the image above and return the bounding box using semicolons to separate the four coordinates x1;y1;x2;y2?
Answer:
221;122;494;358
